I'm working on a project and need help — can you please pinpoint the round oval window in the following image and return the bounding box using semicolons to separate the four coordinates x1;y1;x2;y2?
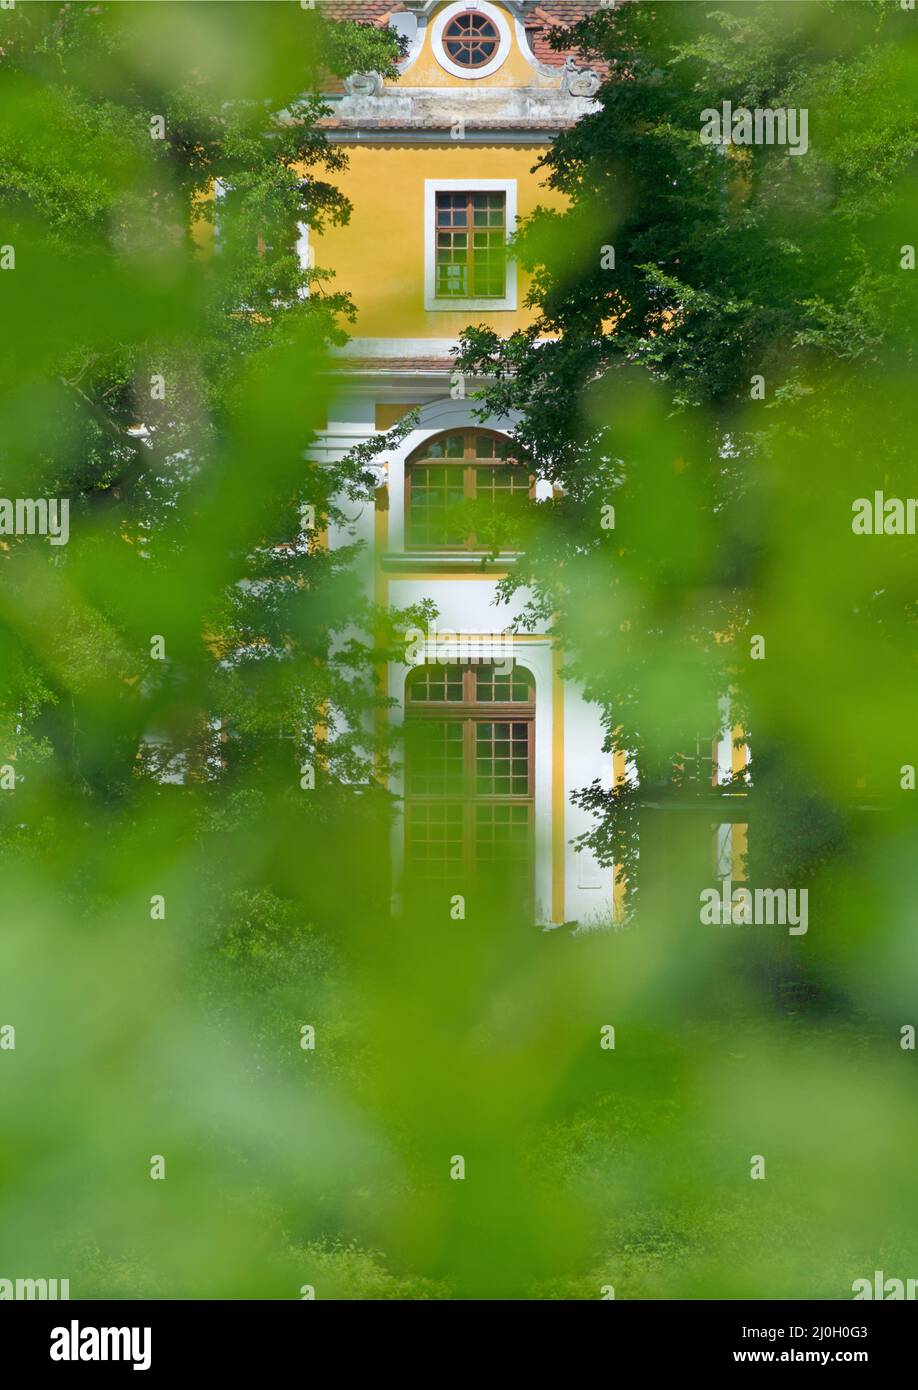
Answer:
443;10;501;69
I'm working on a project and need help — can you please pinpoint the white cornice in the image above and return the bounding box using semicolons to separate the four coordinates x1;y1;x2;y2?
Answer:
321;83;600;131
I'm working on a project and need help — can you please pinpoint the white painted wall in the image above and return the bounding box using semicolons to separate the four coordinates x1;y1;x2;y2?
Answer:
563;681;615;926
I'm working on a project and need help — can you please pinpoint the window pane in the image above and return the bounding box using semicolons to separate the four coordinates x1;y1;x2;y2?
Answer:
476;665;533;704
423;433;465;459
476;464;529;502
407;803;465;880
408;668;463;703
471;228;505;297
475;804;531;872
436;193;468;226
406;719;465;796
436;240;469;298
472;465;531;545
472;193;504;227
475;720;529;796
473;435;516;461
408;464;467;546
435;193;471;298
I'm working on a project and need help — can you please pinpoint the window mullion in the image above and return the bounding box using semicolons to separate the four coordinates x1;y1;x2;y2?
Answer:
464;716;475;801
465;433;476;547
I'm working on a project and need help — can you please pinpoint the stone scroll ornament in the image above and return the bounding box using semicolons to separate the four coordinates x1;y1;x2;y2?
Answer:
560;56;601;98
344;71;385;97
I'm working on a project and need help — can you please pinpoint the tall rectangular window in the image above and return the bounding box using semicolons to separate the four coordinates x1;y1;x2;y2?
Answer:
403;664;535;911
435;191;506;300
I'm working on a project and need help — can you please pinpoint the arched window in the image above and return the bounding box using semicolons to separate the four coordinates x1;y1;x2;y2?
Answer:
405;428;532;550
404;662;534;904
442;10;501;68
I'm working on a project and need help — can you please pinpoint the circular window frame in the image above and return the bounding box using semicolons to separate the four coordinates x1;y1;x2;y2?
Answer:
431;1;511;81
441;10;501;71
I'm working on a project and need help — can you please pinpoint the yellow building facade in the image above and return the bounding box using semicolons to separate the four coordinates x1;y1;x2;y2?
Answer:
312;2;744;924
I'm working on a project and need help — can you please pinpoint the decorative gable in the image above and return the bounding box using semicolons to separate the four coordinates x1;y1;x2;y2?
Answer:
317;0;607;136
320;2;608;73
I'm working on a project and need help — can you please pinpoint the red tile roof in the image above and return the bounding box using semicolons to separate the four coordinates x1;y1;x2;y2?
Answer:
525;4;608;69
321;3;405;19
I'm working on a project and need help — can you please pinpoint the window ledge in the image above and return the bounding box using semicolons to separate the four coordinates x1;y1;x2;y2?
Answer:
382;551;519;574
426;297;516;313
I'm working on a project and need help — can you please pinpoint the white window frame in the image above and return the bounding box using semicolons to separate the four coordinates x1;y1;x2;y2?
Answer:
424;178;518;312
296;221;311;301
214;179;311;303
431;1;512;81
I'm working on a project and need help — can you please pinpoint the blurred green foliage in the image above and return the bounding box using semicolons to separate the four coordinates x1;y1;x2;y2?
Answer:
1;1;918;1302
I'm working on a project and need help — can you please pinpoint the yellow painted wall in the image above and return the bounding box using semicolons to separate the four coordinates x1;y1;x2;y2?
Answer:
375;403;420;430
309;143;565;341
